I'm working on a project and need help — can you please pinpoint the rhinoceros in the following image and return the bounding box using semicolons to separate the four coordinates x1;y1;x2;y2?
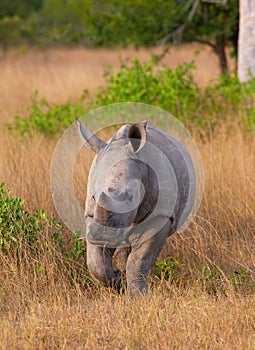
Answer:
76;120;196;296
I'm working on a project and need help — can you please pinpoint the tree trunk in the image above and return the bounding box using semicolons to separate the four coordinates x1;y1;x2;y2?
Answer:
238;0;255;82
215;36;228;75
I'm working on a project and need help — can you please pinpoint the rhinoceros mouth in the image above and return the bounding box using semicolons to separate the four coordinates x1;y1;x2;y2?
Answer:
86;233;132;247
86;226;131;247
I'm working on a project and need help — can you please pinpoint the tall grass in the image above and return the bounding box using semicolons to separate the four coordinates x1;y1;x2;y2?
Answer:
0;47;254;349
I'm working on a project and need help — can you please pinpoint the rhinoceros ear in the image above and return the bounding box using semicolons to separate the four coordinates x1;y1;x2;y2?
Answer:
76;119;106;153
128;121;147;153
111;124;131;142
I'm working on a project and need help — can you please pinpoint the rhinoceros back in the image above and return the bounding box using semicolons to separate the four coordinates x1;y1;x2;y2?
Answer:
145;122;196;233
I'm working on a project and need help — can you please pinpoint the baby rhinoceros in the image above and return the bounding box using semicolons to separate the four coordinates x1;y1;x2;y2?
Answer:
77;120;196;297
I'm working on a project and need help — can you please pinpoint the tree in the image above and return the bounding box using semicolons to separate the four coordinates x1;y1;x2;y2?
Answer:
0;0;42;19
162;0;239;74
0;0;43;55
72;0;238;74
0;16;20;56
71;0;178;47
238;0;255;82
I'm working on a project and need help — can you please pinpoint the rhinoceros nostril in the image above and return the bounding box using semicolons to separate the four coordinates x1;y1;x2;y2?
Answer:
85;214;94;219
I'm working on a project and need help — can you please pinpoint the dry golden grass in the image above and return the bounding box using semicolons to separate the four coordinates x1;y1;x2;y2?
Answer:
0;46;254;349
1;289;255;349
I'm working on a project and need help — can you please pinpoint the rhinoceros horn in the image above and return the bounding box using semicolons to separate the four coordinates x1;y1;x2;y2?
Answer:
76;118;106;153
128;121;147;153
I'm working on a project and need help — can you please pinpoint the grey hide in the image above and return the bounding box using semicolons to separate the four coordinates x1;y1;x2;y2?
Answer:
77;120;196;297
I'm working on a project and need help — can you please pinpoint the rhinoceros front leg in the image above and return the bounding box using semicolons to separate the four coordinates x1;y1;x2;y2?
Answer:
126;222;170;297
86;242;122;291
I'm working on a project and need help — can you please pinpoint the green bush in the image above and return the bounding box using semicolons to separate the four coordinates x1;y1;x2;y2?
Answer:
7;58;255;136
195;265;252;296
7;90;88;137
204;74;255;131
0;182;63;254
154;255;180;284
93;58;200;120
0;183;92;284
93;59;255;130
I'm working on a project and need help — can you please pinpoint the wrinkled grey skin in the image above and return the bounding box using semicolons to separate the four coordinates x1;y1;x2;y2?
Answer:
77;120;196;297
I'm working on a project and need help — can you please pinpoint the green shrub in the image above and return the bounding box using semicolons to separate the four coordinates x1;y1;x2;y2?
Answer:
0;183;95;289
229;268;250;289
93;58;200;121
196;265;252;296
94;59;255;130
7;90;88;137
204;74;255;131
7;58;255;136
154;255;180;284
0;183;92;285
0;182;63;254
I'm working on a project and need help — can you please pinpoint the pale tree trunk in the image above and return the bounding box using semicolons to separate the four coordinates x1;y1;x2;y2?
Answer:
238;0;255;82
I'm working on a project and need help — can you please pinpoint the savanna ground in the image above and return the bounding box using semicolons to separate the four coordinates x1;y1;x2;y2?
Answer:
0;44;254;349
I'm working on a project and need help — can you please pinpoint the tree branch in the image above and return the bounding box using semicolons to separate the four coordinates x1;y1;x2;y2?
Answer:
157;0;200;48
193;39;217;50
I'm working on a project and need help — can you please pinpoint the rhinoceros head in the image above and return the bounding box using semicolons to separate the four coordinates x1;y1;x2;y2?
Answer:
77;120;149;246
